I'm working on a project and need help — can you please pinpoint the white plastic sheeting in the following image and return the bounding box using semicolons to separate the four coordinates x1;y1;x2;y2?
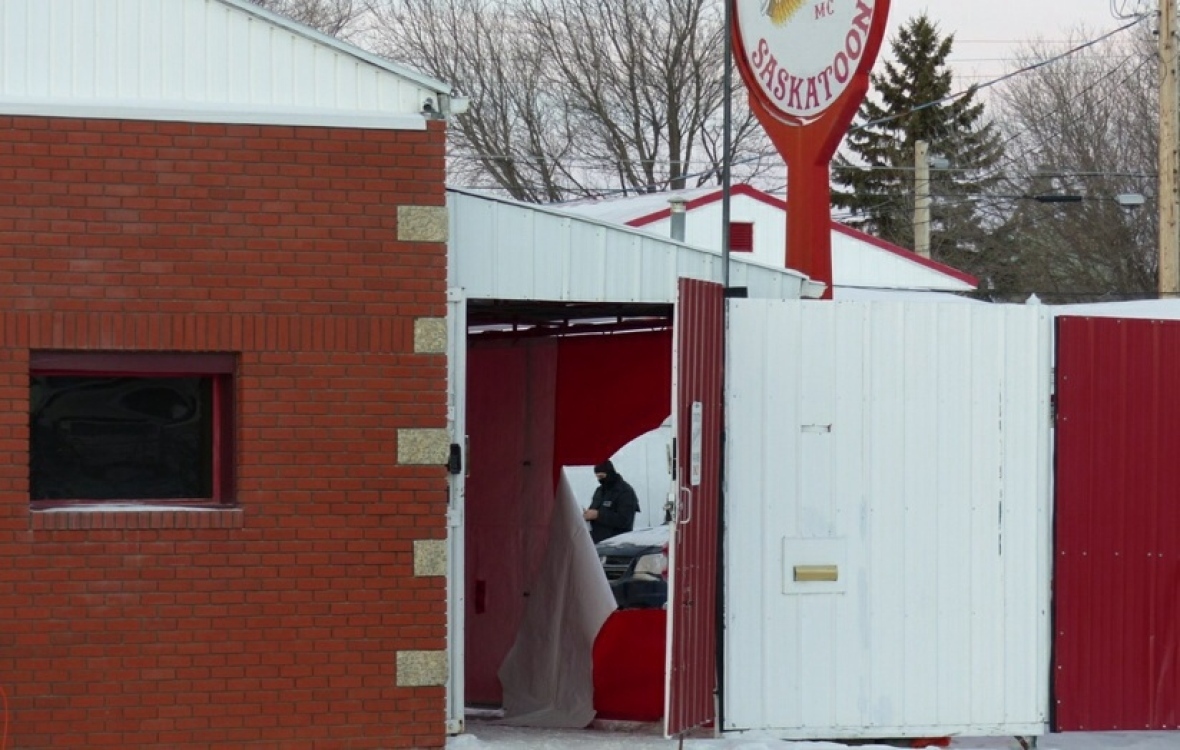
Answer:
497;475;617;728
724;300;1054;739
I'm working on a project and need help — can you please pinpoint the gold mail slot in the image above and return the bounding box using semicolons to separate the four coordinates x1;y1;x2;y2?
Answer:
793;564;838;582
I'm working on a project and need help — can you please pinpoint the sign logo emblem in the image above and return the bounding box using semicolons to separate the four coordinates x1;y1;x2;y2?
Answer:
737;0;878;123
765;0;806;25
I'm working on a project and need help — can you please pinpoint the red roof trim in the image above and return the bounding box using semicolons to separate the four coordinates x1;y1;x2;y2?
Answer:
625;185;978;288
626;184;782;227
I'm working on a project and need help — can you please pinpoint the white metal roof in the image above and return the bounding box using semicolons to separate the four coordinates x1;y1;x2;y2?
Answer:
448;189;821;304
0;0;452;129
557;187;719;225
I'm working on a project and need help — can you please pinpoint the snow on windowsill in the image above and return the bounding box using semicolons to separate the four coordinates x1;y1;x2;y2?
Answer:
36;503;228;512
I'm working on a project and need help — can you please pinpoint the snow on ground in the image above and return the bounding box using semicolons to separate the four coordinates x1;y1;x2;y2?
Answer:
448;721;1179;749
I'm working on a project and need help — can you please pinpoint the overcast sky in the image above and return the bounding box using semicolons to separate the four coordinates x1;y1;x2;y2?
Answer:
882;0;1149;88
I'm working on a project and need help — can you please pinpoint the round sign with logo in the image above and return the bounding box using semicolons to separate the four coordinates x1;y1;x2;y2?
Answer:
730;0;889;296
734;0;883;125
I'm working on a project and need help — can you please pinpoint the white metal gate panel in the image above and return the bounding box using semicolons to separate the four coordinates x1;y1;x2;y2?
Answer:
723;300;1052;738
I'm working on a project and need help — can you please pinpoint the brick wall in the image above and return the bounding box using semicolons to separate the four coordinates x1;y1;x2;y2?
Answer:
0;116;450;748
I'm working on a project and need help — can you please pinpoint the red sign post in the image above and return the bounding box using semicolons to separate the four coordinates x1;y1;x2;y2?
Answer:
732;0;891;298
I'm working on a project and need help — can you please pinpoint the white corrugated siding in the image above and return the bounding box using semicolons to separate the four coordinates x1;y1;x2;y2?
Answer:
0;0;446;128
833;231;976;292
724;300;1052;738
448;190;815;303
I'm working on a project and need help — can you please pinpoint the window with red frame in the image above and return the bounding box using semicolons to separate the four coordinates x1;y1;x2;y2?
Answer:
729;221;754;253
29;352;235;506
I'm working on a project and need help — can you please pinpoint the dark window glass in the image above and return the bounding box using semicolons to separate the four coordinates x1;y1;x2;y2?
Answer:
30;376;214;501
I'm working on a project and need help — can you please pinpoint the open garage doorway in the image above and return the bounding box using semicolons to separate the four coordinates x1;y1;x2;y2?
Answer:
448;280;723;738
460;299;674;716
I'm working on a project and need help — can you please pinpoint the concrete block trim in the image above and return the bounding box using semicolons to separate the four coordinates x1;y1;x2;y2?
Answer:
397;205;448;243
414;318;447;354
414;539;447;577
397;428;450;465
397;650;448;687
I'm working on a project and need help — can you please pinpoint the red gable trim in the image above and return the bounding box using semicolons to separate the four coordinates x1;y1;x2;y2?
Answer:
626;184;783;227
625;185;978;289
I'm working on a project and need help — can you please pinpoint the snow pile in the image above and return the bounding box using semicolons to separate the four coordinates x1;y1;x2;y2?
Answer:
448;725;1180;750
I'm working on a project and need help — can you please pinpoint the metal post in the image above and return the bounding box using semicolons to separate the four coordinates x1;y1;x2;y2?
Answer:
716;0;734;735
914;139;931;260
1160;0;1180;297
721;6;734;288
670;198;687;242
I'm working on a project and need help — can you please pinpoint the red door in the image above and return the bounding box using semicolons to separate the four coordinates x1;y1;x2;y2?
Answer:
1054;315;1180;731
664;278;724;737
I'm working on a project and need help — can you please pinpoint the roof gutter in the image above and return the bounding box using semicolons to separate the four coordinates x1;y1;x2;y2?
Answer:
802;280;828;299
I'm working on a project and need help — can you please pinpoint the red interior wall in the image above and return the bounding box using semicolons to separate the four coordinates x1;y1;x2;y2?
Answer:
553;330;673;475
463;328;672;707
464;338;557;706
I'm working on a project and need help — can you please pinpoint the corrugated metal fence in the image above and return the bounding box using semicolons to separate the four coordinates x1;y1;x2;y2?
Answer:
724;300;1053;738
1054;316;1180;731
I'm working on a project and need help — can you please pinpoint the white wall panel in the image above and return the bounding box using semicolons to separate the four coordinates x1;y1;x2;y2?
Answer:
448;190;814;305
724;300;1053;738
0;0;447;128
642;195;790;269
832;231;975;291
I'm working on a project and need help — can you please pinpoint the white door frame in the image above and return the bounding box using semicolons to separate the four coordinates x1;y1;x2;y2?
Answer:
445;288;467;734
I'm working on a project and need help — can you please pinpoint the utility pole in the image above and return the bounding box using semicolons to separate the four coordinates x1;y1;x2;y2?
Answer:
914;140;931;260
1160;0;1180;297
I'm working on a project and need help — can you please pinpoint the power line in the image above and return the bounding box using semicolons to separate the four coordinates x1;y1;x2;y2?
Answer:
853;15;1150;132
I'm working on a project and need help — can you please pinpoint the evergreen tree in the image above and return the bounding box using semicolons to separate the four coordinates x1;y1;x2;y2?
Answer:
832;15;1003;266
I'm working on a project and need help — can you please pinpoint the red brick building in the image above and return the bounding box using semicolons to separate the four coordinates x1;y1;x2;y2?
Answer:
0;1;457;747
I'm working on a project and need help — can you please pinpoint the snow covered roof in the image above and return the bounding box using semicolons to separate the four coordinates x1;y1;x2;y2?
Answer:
0;0;453;129
1050;299;1180;319
557;186;722;225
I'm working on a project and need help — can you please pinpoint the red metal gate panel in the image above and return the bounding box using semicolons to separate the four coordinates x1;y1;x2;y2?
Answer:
664;278;723;737
1055;315;1180;731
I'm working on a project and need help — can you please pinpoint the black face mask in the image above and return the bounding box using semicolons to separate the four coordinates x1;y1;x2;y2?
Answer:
597;476;609;485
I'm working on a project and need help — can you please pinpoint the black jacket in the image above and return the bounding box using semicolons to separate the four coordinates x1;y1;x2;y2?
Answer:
588;474;639;543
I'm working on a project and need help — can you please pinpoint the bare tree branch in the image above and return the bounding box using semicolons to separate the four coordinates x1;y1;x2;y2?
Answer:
249;0;363;37
985;26;1158;301
368;0;776;201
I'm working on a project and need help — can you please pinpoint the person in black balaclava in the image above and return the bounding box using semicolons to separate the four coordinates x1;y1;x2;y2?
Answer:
583;459;640;543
